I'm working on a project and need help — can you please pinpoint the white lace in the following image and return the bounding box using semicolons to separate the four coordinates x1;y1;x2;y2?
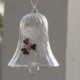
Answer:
21;26;48;43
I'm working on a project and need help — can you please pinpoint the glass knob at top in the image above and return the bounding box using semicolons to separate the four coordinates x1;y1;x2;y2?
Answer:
8;7;59;75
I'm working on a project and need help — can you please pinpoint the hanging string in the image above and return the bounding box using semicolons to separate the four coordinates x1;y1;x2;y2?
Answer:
31;0;38;8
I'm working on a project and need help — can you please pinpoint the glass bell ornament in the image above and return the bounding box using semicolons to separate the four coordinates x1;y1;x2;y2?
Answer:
8;0;59;75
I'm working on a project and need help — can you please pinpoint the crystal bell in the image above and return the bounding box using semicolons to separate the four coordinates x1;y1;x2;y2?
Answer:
8;7;59;75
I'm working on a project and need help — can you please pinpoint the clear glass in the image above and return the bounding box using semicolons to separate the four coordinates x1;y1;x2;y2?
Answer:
8;8;59;75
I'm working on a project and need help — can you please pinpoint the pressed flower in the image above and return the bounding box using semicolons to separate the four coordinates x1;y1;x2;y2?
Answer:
21;38;36;55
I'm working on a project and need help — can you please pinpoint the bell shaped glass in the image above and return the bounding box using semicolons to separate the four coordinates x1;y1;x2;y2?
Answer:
8;8;59;75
